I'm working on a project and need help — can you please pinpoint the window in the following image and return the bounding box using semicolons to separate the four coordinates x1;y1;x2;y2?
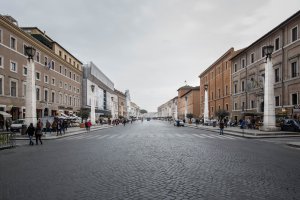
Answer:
291;62;297;78
73;61;75;66
36;87;40;101
23;66;28;76
77;88;80;93
51;92;55;103
23;83;26;97
226;104;228;111
10;79;17;97
51;60;55;70
225;85;228;95
250;100;255;109
0;75;3;95
241;59;245;68
234;102;237;110
73;74;76;80
218;88;220;98
234;63;237;72
44;75;48;83
60;66;62;73
0;29;2;43
275;96;280;106
64;69;67;76
242;102;245;111
44;89;48;102
291;93;298;105
0;56;3;68
234;83;237;94
51;78;55;86
69;71;72;78
36;72;40;80
64;55;67;60
65;95;68;104
77;64;79;69
250;53;254;64
69;58;71;63
23;44;28;55
10;36;16;50
69;96;72;105
275;37;280;51
10;61;17;72
36;52;40;62
241;81;245;92
261;45;266;58
59;81;63;88
59;51;62;57
292;26;298;42
275;68;280;82
44;56;48;66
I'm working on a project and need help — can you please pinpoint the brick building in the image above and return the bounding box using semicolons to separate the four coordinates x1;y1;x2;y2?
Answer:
231;10;300;121
0;15;82;121
199;48;239;119
177;85;200;120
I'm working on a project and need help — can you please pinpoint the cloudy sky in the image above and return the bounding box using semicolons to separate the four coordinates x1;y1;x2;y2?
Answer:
2;0;300;111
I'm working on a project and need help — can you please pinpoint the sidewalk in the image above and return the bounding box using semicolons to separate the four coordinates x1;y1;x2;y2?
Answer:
14;124;114;140
184;123;300;148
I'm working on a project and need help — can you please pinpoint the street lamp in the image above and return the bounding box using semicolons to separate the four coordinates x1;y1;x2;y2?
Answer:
111;96;114;120
203;84;209;125
24;46;37;126
261;45;279;131
90;84;95;124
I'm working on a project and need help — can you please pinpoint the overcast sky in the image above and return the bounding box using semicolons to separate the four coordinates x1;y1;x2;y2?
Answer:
2;0;300;112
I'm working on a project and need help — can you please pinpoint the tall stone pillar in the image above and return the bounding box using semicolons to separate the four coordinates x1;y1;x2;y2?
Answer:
90;85;95;124
25;58;37;126
204;86;209;124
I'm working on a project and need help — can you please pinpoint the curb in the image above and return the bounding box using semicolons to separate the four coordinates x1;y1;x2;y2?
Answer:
286;143;300;149
13;125;113;141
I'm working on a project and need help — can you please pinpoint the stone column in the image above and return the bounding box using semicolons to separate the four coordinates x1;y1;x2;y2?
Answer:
90;87;95;124
261;56;279;131
204;88;209;124
25;59;37;126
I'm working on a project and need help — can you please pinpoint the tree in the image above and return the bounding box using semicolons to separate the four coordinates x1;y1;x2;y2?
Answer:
140;109;148;114
186;113;194;123
77;108;89;122
215;109;229;120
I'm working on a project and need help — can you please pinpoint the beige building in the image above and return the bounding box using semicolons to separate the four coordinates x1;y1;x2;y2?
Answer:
177;85;200;120
115;89;127;118
231;10;300;121
0;15;82;121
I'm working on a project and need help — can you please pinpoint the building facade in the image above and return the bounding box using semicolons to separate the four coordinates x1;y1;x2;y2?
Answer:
199;48;238;119
157;96;178;120
82;62;114;120
115;89;127;118
231;10;300;121
0;15;82;121
177;85;200;120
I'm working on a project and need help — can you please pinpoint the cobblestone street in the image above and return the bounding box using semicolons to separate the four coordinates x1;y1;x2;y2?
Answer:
1;121;300;200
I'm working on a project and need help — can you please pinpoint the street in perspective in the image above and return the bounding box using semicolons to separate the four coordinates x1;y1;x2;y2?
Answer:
1;1;300;200
1;120;300;200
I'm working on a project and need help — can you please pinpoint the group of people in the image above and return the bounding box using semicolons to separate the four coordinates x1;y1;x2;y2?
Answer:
26;119;43;145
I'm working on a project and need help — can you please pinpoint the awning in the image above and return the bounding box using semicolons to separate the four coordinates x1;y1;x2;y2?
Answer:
0;111;12;118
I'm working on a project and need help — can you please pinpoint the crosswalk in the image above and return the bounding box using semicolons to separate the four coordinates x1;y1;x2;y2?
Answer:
58;133;244;141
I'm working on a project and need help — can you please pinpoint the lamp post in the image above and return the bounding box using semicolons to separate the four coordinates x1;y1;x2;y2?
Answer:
204;84;209;125
24;46;37;126
111;96;114;120
90;84;95;124
261;45;279;131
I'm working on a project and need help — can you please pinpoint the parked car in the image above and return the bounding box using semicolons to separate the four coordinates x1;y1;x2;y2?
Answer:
10;119;26;132
174;120;184;127
281;119;300;132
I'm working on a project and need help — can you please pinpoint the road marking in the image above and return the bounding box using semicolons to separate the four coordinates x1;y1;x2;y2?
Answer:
192;134;205;138
96;135;110;140
107;134;118;139
200;134;215;138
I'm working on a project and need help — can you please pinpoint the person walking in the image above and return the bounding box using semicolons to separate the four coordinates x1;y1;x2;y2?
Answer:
56;120;62;136
26;123;35;145
87;120;92;132
35;119;43;145
45;120;51;134
219;120;224;135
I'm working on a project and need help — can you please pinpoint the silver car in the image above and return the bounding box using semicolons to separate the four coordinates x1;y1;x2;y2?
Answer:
10;119;25;132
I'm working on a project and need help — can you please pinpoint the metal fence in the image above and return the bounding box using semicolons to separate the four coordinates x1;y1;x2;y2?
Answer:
0;132;16;150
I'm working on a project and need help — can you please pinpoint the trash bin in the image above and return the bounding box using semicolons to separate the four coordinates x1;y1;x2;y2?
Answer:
21;124;27;135
213;121;216;127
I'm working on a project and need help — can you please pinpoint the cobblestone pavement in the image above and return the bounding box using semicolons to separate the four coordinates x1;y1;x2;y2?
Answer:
1;121;300;200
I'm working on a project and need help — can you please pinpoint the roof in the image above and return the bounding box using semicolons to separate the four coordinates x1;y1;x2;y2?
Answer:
180;86;200;98
230;9;300;60
199;48;234;78
177;85;193;91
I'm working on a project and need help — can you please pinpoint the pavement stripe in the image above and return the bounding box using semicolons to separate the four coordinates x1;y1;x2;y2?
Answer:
200;134;215;138
107;134;118;139
221;135;238;140
96;135;110;140
192;134;205;138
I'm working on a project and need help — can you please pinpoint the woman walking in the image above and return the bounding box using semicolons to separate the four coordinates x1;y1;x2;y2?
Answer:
35;119;43;145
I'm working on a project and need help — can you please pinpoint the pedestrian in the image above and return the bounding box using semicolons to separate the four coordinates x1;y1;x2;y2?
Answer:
224;118;228;128
87;120;92;132
85;120;89;132
45;120;51;134
56;120;62;136
219;120;224;135
35;119;43;145
26;123;35;145
61;120;66;134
